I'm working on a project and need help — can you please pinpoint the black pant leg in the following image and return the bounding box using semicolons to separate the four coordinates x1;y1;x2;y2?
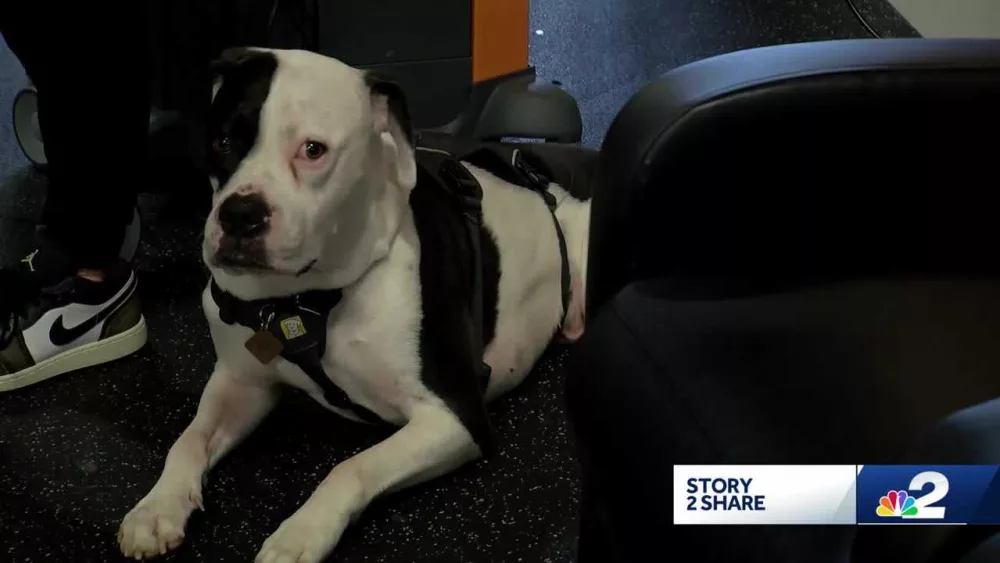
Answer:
0;3;150;270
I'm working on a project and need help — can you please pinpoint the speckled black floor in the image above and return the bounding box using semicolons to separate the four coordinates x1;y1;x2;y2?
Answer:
1;0;918;561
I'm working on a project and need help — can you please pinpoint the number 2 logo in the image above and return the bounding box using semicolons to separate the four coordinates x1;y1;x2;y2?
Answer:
903;471;949;519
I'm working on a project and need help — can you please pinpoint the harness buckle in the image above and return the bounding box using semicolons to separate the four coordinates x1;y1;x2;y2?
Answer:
258;304;275;331
512;149;551;189
511;149;559;211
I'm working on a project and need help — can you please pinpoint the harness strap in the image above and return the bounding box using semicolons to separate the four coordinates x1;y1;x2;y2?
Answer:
461;147;572;326
209;280;383;424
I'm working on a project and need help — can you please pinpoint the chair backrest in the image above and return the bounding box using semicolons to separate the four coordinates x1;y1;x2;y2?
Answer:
587;38;1000;316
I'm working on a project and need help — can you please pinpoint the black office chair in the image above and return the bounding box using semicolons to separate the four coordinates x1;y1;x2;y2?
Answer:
567;38;1000;563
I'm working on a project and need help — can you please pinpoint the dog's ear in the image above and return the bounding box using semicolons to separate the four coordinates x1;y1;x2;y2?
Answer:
210;47;256;101
210;47;257;75
366;73;416;187
365;73;414;144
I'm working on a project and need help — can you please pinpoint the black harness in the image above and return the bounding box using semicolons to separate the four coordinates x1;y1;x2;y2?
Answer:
210;280;384;423
211;142;572;425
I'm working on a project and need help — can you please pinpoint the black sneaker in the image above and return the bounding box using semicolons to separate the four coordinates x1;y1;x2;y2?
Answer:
0;260;147;392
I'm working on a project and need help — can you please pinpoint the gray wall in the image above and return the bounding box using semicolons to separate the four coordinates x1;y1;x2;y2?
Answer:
889;0;1000;38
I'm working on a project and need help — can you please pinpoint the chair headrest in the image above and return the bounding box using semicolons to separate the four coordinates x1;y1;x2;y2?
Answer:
588;39;1000;314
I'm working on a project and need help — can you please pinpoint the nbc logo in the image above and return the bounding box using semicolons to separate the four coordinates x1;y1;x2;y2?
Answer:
877;490;918;517
874;471;949;520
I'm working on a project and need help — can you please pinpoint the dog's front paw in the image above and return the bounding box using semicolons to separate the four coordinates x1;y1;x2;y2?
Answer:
118;489;201;559
256;508;347;563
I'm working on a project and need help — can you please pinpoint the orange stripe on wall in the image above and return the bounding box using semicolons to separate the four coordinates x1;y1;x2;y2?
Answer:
472;0;530;83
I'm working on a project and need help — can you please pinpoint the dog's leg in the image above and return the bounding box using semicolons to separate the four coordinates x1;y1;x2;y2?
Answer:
119;363;277;559
255;403;478;563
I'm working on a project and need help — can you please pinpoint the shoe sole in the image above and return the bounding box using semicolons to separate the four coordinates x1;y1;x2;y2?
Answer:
0;316;148;392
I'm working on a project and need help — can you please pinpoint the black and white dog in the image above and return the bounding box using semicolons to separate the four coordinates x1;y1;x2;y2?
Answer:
119;48;590;562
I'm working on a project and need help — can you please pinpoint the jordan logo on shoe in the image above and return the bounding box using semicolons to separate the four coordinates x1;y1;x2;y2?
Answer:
48;275;136;347
21;249;39;272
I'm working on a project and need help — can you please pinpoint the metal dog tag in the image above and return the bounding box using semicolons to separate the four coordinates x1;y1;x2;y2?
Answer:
245;330;283;364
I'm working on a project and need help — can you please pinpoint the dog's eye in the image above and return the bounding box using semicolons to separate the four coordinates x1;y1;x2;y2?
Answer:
303;141;327;160
213;136;231;154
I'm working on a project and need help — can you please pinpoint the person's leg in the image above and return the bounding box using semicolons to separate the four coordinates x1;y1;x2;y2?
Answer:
0;3;149;389
1;2;149;279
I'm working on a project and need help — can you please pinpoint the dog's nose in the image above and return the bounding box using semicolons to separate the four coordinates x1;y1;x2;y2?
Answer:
218;193;270;238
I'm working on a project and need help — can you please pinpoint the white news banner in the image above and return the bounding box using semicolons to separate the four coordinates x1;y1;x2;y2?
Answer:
674;465;859;524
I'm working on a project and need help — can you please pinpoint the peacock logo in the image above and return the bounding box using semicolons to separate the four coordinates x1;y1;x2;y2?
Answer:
877;490;918;517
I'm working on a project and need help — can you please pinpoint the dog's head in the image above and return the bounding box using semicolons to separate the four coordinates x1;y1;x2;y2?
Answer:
204;48;415;285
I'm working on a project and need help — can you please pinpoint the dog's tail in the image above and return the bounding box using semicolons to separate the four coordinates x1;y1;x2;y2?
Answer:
552;185;590;341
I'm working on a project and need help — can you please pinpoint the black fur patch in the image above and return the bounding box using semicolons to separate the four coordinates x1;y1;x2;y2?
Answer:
207;49;278;187
410;166;501;454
